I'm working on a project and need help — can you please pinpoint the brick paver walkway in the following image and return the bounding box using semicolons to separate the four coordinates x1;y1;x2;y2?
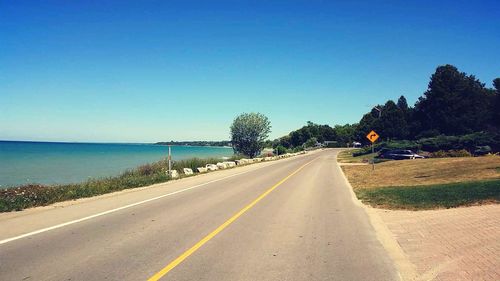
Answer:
376;204;500;281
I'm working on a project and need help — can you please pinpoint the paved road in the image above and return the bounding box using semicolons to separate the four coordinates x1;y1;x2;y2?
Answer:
0;149;398;281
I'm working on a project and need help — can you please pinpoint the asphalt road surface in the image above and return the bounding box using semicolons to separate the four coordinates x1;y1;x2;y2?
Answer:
0;149;398;281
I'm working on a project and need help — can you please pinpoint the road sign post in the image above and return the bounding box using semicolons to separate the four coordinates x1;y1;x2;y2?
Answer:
366;130;379;171
371;143;374;170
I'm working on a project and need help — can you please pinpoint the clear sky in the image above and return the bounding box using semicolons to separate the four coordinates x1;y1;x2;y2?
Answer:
1;1;499;142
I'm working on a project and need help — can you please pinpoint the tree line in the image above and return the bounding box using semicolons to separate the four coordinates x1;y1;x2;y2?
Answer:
274;64;499;149
155;141;231;147
229;64;498;157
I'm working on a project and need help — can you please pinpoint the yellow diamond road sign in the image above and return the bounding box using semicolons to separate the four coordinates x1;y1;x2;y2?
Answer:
366;130;379;143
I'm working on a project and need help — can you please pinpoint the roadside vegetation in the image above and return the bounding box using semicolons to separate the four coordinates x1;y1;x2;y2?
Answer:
337;150;379;163
0;150;303;213
341;156;500;210
0;156;232;212
271;65;500;156
350;132;499;158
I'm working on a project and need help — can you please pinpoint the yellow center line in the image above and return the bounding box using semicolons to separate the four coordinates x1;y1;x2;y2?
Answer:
147;158;317;281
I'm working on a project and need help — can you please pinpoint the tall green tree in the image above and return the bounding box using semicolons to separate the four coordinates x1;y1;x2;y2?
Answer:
333;124;357;146
397;95;409;112
492;78;500;130
355;107;383;142
280;122;337;148
304;137;318;148
230;112;271;158
379;100;409;140
414;65;492;135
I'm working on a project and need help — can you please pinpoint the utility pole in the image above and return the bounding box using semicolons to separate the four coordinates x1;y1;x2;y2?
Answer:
373;106;382;118
168;145;172;175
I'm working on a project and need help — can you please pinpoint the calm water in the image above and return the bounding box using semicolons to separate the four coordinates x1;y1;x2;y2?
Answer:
0;141;233;188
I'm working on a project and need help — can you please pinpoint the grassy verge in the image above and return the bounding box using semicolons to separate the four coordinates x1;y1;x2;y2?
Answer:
337;149;378;163
0;157;230;212
341;155;500;210
356;180;500;210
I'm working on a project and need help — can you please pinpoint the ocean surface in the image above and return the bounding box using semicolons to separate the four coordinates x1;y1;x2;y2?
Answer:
0;141;233;188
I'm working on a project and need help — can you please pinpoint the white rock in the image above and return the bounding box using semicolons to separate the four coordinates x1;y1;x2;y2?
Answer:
166;170;179;178
206;164;218;171
236;159;249;165
216;162;227;169
183;168;194;175
197;167;208;173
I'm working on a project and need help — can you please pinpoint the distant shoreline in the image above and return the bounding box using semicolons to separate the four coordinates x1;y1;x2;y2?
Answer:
155;141;231;147
0;140;232;148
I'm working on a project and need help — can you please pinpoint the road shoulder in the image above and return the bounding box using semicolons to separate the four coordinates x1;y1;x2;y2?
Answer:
335;158;416;281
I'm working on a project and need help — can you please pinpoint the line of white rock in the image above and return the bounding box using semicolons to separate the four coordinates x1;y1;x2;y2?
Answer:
166;151;307;179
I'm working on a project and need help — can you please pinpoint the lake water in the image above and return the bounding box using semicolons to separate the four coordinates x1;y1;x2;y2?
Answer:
0;141;233;188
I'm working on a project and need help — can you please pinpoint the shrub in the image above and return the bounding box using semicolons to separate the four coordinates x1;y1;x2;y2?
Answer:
275;145;287;155
137;163;155;176
172;157;222;171
418;132;500;153
352;140;421;157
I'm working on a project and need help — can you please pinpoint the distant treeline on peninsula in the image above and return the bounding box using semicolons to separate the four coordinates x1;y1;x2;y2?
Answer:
155;141;231;147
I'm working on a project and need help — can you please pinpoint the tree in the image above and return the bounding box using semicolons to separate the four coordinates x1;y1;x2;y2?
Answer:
333;124;357;146
277;135;292;148
274;145;287;155
230;112;271;158
304;137;318;148
397;95;409;111
414;65;492;135
355;108;382;142
493;78;500;91
379;100;409;139
492;78;500;130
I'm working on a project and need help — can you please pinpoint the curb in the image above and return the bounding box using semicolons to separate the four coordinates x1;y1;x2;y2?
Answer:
335;156;418;281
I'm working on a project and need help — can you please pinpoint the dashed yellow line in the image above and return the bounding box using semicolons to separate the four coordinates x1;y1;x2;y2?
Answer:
147;158;316;281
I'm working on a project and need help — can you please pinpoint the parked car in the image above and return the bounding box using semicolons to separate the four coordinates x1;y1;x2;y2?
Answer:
378;149;425;160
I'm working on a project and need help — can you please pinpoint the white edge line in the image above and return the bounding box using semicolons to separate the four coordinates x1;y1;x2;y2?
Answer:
0;160;290;245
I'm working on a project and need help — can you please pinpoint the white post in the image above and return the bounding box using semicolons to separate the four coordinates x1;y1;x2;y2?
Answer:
371;143;375;171
168;145;172;175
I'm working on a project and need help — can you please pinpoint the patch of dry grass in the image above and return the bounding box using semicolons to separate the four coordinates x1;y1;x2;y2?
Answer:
341;155;500;190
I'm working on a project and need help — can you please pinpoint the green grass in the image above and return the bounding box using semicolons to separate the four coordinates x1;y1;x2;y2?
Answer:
0;156;240;212
355;179;500;210
337;149;378;163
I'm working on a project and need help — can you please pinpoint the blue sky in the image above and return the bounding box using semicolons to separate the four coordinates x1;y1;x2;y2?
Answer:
1;1;499;142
